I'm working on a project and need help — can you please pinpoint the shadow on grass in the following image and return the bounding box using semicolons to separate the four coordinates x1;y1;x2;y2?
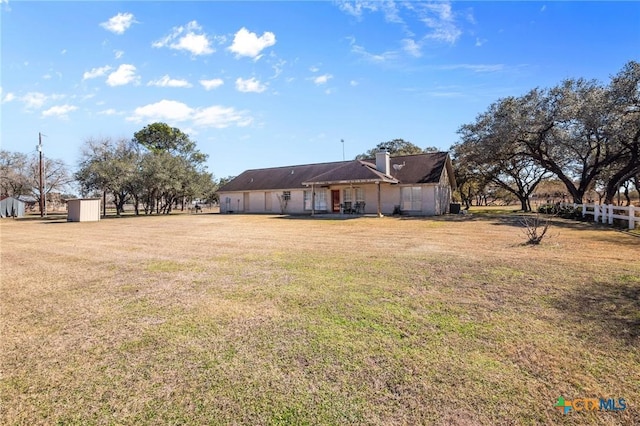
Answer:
15;214;68;222
29;211;217;224
425;213;640;246
552;279;640;346
273;214;363;221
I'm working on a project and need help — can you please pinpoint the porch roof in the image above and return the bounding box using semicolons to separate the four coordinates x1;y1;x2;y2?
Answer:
301;160;398;186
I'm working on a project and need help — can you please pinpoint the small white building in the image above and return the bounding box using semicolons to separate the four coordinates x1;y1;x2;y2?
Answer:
67;198;101;222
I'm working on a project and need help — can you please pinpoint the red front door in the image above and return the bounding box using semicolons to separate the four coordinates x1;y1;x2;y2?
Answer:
331;190;340;212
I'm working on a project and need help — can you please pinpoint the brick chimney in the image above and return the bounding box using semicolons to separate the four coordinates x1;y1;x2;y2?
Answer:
376;151;390;175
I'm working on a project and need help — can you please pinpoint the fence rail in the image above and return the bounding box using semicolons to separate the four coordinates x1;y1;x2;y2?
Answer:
561;203;639;230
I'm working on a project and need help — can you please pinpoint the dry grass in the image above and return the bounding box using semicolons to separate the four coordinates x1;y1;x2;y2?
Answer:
1;212;638;425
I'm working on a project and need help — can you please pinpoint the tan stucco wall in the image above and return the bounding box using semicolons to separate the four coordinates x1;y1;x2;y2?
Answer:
219;177;452;216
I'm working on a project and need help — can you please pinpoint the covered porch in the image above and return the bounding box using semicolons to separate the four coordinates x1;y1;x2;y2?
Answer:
302;160;398;217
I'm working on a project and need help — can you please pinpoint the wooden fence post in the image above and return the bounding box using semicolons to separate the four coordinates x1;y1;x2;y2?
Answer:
629;205;636;230
594;204;599;222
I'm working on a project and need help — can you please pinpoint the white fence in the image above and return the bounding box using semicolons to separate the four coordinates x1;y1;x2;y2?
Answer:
562;203;639;230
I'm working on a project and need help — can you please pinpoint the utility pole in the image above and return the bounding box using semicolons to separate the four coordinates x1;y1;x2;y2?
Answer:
341;139;345;161
37;132;45;217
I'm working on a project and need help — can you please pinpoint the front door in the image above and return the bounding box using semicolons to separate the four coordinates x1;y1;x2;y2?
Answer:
331;190;340;213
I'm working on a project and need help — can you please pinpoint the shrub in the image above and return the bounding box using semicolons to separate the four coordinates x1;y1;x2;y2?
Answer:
538;204;583;220
521;214;552;245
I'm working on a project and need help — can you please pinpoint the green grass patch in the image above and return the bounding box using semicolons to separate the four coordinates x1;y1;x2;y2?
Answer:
1;214;638;425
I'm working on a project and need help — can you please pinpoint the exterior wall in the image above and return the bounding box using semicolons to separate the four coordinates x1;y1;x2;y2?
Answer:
421;186;436;216
220;190;309;214
435;166;453;215
67;198;101;222
219;180;452;216
378;184;400;215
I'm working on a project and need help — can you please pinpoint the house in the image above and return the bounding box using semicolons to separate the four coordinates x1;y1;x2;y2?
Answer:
217;151;457;216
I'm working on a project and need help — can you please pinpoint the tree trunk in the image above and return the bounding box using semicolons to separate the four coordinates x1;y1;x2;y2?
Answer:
519;196;529;212
132;194;140;215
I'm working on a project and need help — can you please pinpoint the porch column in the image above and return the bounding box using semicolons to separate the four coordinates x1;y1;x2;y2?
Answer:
311;184;315;216
376;181;383;218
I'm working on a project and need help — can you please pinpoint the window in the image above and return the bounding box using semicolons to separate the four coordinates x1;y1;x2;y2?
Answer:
344;188;364;203
304;190;327;210
315;191;327;210
401;186;422;211
303;190;312;210
282;191;291;200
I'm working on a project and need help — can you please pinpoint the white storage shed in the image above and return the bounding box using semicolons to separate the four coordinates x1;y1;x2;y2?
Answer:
67;198;101;222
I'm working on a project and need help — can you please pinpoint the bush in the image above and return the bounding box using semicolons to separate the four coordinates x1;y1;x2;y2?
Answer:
538;204;583;220
521;214;552;245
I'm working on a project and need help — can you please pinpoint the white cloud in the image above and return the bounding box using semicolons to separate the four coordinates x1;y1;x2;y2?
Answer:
147;75;192;88
271;58;286;79
114;50;124;59
349;37;398;63
350;80;359;86
335;0;379;19
17;92;65;110
100;12;137;35
418;2;462;44
21;92;48;109
42;104;77;118
235;77;267;93
193;106;252;128
402;39;422;57
200;78;224;90
475;38;487;47
309;66;320;73
98;108;118;116
438;64;504;73
83;65;112;80
129;100;193;122
106;64;139;86
338;1;463;45
153;21;214;56
127;99;252;128
313;74;333;85
2;90;16;103
228;27;276;59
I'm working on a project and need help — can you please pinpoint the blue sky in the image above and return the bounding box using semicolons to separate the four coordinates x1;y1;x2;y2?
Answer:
1;1;639;180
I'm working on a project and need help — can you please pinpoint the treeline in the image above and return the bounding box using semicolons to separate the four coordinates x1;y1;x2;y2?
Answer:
451;60;640;211
75;122;217;215
0;150;73;208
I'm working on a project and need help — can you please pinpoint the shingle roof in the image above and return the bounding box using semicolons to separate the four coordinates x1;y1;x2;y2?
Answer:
218;152;455;192
301;160;398;185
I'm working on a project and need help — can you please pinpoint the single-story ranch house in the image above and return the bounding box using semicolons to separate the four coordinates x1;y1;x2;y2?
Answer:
217;151;457;216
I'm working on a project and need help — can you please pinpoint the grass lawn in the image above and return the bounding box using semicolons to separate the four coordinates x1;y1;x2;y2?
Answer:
1;213;638;425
